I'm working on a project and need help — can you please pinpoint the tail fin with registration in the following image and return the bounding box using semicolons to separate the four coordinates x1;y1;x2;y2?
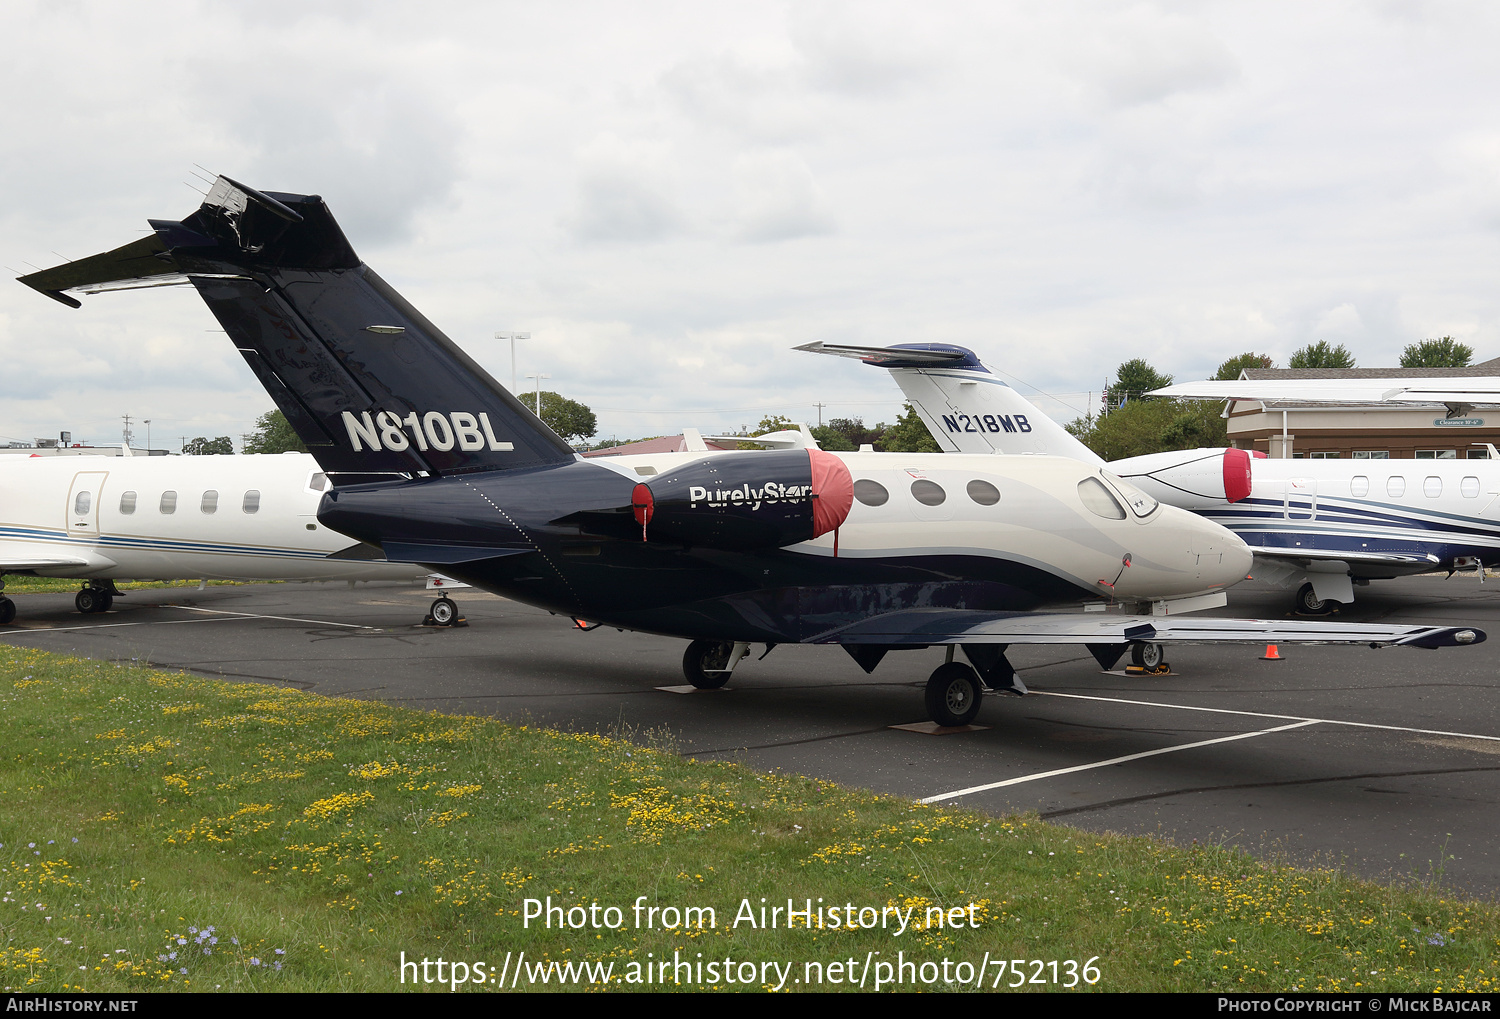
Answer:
18;176;574;481
793;341;1104;465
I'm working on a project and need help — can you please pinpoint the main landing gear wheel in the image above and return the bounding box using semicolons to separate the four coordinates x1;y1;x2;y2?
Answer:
925;662;983;728
0;597;14;626
1130;642;1166;670
429;597;458;626
1296;583;1328;615
682;640;734;689
75;589;111;614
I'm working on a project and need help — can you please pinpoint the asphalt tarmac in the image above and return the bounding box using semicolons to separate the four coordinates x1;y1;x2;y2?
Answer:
3;574;1498;896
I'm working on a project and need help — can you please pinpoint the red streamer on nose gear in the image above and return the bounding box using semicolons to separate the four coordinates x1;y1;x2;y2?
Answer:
1223;448;1253;503
631;483;654;541
807;449;854;538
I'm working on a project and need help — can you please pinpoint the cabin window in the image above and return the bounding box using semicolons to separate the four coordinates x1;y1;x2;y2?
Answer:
243;490;261;514
1077;478;1126;520
1424;476;1443;498
1350;476;1369;498
1387;476;1406;498
1462;476;1481;498
852;479;889;507
966;479;1000;506
910;479;946;506
201;490;219;514
119;491;137;514
159;491;177;514
73;491;91;515
308;472;331;493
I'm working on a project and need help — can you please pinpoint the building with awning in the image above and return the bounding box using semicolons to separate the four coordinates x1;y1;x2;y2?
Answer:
1224;357;1500;459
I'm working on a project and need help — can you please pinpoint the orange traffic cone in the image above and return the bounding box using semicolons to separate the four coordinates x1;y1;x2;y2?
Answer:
1260;644;1283;661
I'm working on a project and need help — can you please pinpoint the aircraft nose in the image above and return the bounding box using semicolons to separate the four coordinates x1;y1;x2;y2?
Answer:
1189;516;1252;589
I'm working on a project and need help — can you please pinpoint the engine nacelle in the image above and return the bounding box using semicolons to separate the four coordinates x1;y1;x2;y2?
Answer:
1110;447;1260;509
631;448;853;550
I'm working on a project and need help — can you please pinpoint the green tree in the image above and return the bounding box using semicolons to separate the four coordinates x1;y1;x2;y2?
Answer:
1288;341;1356;369
1067;400;1227;461
1400;336;1473;368
1214;352;1274;380
877;403;941;453
182;436;234;455
535;392;597;444
241;410;307;455
756;414;795;434
809;426;855;451
1107;358;1173;405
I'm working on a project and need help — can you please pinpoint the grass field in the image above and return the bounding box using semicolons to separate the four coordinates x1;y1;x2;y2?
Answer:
0;643;1494;993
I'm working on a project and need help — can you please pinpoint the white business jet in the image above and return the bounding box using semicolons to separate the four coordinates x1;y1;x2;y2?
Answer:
0;451;456;626
797;342;1500;614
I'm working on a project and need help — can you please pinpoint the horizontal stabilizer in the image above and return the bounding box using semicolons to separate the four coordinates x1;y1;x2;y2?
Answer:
794;341;983;369
808;607;1484;650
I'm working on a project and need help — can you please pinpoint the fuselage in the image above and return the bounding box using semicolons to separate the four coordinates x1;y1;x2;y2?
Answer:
319;450;1253;643
0;453;421;583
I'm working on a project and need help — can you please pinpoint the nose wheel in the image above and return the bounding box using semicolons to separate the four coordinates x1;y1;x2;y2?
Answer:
424;596;465;627
925;663;984;727
0;596;14;626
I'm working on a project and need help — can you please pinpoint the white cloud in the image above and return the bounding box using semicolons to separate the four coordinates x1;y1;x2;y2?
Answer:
6;1;1500;446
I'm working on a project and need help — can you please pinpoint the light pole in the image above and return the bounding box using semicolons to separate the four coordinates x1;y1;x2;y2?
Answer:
495;331;531;393
525;373;550;417
144;419;151;455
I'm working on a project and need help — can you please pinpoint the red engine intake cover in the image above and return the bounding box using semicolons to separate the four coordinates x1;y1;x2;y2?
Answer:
808;448;854;538
1223;447;1253;503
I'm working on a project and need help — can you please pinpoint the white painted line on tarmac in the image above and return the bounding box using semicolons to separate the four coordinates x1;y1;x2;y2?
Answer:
920;720;1319;804
165;605;374;629
4;605;374;634
1035;689;1500;743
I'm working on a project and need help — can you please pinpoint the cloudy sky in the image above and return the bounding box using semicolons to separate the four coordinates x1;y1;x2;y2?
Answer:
5;1;1500;450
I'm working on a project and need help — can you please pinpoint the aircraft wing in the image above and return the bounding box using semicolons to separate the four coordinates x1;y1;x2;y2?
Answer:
807;608;1482;649
1150;377;1500;406
1251;548;1441;570
0;556;95;571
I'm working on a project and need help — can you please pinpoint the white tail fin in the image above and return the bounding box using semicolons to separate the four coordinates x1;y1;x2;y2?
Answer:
794;341;1103;464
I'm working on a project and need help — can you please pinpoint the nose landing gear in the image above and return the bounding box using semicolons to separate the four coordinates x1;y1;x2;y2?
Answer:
424;596;465;627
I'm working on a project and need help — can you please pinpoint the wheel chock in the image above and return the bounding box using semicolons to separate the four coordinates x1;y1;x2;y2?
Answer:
1123;663;1172;676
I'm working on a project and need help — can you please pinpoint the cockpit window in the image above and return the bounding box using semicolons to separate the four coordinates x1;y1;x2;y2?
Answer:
1077;478;1126;520
1102;472;1159;517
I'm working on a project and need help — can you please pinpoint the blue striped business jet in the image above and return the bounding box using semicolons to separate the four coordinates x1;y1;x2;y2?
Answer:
799;341;1500;615
0;451;441;626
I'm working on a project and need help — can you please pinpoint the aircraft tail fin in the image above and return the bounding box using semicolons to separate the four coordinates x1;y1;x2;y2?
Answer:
18;176;575;479
794;341;1104;464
